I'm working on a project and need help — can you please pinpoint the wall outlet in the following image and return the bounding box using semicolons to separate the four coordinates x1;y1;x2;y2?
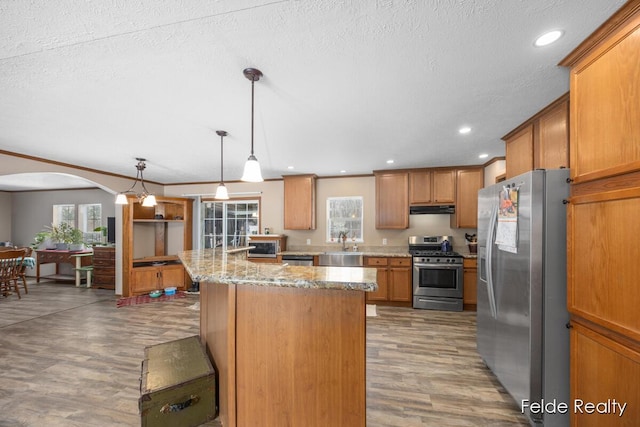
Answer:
382;238;388;245
306;239;311;245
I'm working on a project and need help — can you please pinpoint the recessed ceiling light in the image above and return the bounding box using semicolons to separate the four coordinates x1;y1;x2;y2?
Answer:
287;166;294;170
459;126;471;134
479;153;489;159
534;30;564;47
340;170;347;174
386;159;394;164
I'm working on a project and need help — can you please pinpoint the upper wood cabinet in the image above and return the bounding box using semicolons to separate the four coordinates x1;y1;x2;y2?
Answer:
374;171;408;229
283;174;317;230
409;169;455;205
560;8;640;183
503;93;569;179
536;99;569;170
450;168;483;229
504;124;533;179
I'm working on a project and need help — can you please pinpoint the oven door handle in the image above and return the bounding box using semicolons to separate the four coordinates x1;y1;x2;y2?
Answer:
413;263;462;269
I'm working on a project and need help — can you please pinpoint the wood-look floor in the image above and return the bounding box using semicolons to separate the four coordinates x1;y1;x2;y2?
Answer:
0;281;529;426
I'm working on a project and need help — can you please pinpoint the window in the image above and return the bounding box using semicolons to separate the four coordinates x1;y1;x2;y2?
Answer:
52;203;103;244
52;204;75;227
201;200;260;249
326;196;363;243
79;203;103;243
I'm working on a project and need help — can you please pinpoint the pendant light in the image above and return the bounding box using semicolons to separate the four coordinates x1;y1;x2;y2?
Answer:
115;158;157;206
240;67;264;182
214;130;229;200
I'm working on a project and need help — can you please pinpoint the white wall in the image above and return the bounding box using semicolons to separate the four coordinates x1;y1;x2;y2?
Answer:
484;159;506;187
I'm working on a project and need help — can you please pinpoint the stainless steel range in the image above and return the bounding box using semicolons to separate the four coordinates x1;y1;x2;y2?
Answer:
409;236;463;311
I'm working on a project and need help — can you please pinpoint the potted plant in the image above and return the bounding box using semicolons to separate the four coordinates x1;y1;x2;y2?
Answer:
39;223;85;251
94;226;108;245
68;227;85;251
30;230;52;249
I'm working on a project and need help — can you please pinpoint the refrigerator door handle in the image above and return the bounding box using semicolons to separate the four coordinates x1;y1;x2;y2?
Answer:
485;202;498;318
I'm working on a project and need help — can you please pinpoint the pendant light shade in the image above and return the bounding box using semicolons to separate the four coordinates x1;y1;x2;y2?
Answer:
215;130;230;200
115;158;157;206
115;193;128;204
215;183;229;200
241;67;264;183
141;194;157;207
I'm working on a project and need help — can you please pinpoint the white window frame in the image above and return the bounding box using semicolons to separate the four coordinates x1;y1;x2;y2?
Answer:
201;199;260;249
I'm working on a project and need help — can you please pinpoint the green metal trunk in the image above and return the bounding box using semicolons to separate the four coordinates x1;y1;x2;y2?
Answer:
139;335;217;427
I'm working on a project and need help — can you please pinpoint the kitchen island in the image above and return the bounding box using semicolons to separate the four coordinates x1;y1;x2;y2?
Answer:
178;248;377;427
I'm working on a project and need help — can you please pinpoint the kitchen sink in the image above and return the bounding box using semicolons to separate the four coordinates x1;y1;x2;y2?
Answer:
318;252;364;267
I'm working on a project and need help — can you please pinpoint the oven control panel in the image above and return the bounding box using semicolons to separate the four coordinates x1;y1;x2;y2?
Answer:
413;256;463;265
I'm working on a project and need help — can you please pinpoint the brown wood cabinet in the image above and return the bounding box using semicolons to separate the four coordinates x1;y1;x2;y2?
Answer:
364;256;412;307
536;99;569;170
122;196;193;297
560;3;640;425
130;263;185;293
92;246;115;289
283;174;317;230
374;171;409;229
450;168;483;229
409;169;455;205
504;124;533;179
201;281;366;427
562;11;640;184
462;258;477;311
503;93;569;179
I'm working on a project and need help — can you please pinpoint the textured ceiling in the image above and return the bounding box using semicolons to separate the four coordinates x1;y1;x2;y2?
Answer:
0;0;627;188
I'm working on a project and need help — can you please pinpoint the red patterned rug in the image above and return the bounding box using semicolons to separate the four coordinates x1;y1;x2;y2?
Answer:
116;291;186;307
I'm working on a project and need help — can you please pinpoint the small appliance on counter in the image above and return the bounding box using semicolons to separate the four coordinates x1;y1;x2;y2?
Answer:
408;236;463;311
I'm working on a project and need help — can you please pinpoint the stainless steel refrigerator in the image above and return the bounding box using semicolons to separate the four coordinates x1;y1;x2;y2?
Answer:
477;169;569;426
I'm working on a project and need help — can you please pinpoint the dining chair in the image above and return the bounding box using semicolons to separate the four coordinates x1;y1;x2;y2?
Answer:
0;248;27;299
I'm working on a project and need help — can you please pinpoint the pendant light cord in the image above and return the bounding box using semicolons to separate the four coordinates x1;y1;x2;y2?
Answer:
250;77;255;156
220;133;224;182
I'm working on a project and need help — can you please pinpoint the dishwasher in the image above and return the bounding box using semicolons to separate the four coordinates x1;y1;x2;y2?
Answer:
281;254;314;266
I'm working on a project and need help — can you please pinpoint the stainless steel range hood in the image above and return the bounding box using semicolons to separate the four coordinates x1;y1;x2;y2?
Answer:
409;205;455;215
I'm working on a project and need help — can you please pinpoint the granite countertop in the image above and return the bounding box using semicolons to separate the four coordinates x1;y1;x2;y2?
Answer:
179;249;378;292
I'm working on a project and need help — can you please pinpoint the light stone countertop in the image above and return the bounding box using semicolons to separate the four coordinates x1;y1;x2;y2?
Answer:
179;248;378;292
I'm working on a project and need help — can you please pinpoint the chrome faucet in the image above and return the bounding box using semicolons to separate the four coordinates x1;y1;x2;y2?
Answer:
339;231;348;251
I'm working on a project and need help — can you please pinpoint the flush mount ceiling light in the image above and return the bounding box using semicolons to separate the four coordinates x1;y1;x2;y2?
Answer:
214;130;229;200
534;30;564;47
459;126;472;134
115;158;157;206
241;67;264;183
